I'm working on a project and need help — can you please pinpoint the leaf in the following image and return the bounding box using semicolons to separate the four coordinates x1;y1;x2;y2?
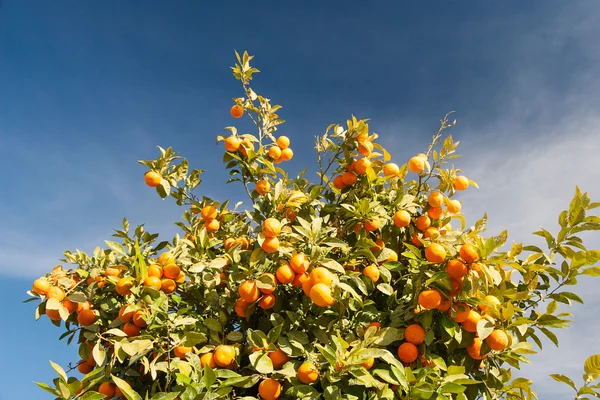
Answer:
112;374;143;400
549;374;577;390
582;267;600;276
49;360;68;383
93;341;106;366
584;354;600;376
249;351;274;374
81;392;108;400
105;240;126;255
376;283;394;296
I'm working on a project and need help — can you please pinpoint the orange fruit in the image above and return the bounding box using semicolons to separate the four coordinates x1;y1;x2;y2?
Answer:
77;309;97;326
132;310;148;328
423;227;439;239
415;215;431;231
436;296;451;311
214;345;236;368
160;279;176;294
418;289;441;309
223;238;236;250
428;192;444;208
47;286;65;301
309;267;333;286
446;259;468;279
447;199;462;213
262;218;282;238
163;264;181;280
397;342;418;363
204;218;220;232
354;158;371;175
63;298;78;314
411;233;423;247
280;148;294;161
450;278;463;297
115;387;126;400
427;207;443;219
158;252;176;266
118;305;134;323
230;104;244;118
122;322;141;337
239;139;254;156
144;171;161;187
461;310;481;332
368;322;381;330
77;361;94;374
234;298;249;318
363;218;381;232
450;302;470;323
405;324;425;345
200;352;217;368
383;163;400;177
147;264;163;279
105;267;122;277
310;283;335;307
486;330;509;351
259;294;276;309
460;244;480;263
277;136;290;149
385;250;398;263
358;141;373;157
370;238;385;252
224;136;242;152
259;273;278;294
467;337;487;360
453;176;469;190
332;175;346;190
393;210;411;228
341;171;357;186
46;308;61;321
261;236;279;253
480;295;501;313
268;146;282;160
425;243;446;263
174;346;193;358
362;265;380;283
258;378;282;400
98;382;116;399
292;272;309;287
290;253;309;274
201;205;218;220
175;272;186;284
77;301;91;313
239;280;260;303
408;157;424;173
143;276;162;290
256;179;271;195
268;348;289;369
297;362;319;384
276;264;295;284
353;223;363;235
302;278;314;296
361;357;375;369
32;278;51;295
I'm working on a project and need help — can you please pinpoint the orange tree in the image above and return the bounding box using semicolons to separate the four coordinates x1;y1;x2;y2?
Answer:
28;52;600;400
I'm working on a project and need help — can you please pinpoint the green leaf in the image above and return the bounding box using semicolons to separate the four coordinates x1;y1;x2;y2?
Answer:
34;382;58;396
439;382;466;394
583;267;600;276
249;351;273;374
49;360;68;383
112;374;143;400
92;341;106;366
105;240;126;256
549;374;577;391
584;354;600;376
81;392;108;400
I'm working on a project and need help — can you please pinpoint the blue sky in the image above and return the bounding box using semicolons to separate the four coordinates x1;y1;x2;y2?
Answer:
2;1;600;399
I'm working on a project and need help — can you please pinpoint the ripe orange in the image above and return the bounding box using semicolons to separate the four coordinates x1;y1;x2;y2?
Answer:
163;263;181;280
423;227;439;239
259;273;278;294
415;215;431;231
256;179;271;195
175;272;186;284
77;309;97;326
259;294;276;309
122;322;141;337
428;192;444;208
362;265;380;283
261;236;280;253
411;233;423;247
393;210;411;228
436;296;451;311
361;357;375;369
358;141;373;157
200;352;217;368
132;310;148;328
447;199;462;213
467;338;487;360
370;238;385;252
277;136;290;149
446;259;468;279
461;310;481;332
144;171;161;187
397;342;418;363
341;171;357;186
297;362;319;384
46;308;61;321
425;244;446;263
77;301;91;313
200;205;218;220
427;207;443;220
405;324;425;345
158;252;176;266
453;176;469;190
239;280;260;303
143;276;162;290
267;146;282;160
234;298;249;318
290;253;309;274
258;378;282;400
486;330;509;351
383;163;400;177
480;295;501;313
408;157;424;173
118;305;134;323
280;148;293;161
354;158;371;175
262;218;282;238
204;218;220;232
268;348;289;369
363;218;381;232
367;322;381;330
47;286;65;301
160;279;176;294
310;267;333;286
450;278;463;297
302;278;314;296
450;302;470;323
310;283;335;307
418;289;441;309
147;264;163;279
214;345;236;368
77;361;94;374
224;136;242;152
276;264;295;284
292;272;309;287
174;346;193;358
239;139;254;156
459;244;480;263
230;104;244;118
332;175;346;190
356;132;369;142
98;382;116;398
63;298;78;314
32;278;51;295
385;250;398;263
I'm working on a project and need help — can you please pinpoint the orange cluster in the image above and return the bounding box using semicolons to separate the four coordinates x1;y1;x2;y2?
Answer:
192;204;220;233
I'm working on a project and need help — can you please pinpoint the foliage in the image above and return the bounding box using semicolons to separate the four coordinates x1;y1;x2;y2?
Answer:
27;51;600;400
